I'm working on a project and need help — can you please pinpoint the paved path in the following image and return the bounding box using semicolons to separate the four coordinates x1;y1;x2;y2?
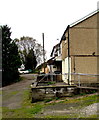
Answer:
2;74;37;109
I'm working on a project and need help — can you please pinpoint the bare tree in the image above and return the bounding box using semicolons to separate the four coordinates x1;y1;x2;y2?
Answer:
15;36;46;66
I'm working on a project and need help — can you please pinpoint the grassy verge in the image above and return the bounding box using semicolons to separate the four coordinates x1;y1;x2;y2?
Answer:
38;93;99;118
2;89;44;118
43;115;99;119
63;94;99;107
2;90;19;100
2;89;99;118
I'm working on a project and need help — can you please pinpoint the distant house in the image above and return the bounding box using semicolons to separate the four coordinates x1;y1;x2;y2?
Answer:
40;42;62;74
37;62;49;74
37;43;62;82
60;10;99;85
50;43;62;74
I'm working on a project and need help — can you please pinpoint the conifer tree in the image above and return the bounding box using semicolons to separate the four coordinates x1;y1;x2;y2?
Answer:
2;25;21;86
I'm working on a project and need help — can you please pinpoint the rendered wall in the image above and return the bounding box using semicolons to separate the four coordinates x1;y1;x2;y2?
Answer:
62;12;98;84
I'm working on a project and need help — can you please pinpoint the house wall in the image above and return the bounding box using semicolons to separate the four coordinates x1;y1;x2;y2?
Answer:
70;13;97;56
62;57;71;83
62;40;68;60
70;29;97;56
71;56;97;74
62;13;98;58
62;60;66;82
70;13;98;75
71;56;98;84
62;12;98;84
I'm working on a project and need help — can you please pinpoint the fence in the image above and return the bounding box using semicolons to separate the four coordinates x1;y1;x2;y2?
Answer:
35;73;99;87
70;73;99;87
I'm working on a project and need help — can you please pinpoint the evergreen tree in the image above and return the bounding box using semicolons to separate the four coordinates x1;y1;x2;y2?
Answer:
2;25;21;86
25;49;37;71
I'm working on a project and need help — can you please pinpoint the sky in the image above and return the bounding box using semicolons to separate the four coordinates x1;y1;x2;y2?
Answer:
0;0;98;60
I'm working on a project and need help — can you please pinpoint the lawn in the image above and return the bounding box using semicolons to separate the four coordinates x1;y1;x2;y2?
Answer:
2;88;99;119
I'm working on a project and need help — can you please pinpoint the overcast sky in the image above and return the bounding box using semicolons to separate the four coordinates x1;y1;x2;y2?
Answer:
0;0;98;60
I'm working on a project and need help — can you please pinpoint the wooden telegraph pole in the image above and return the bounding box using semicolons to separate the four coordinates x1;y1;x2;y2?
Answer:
42;33;45;73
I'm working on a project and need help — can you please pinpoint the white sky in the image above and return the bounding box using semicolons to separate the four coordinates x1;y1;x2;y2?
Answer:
0;0;98;60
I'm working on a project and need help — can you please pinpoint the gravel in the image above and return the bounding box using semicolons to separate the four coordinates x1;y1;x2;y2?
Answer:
79;103;99;117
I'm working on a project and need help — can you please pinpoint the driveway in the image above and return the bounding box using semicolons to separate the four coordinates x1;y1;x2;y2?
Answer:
2;74;37;109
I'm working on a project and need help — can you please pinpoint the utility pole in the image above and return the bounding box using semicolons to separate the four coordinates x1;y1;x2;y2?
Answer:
42;33;45;73
68;25;70;85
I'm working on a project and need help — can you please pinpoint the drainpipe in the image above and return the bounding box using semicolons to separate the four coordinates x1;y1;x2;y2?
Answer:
67;25;70;85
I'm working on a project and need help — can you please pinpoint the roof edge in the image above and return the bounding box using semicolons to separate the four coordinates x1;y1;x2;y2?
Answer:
60;26;69;43
70;9;99;28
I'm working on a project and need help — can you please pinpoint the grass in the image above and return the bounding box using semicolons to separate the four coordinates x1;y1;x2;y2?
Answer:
2;89;44;118
0;90;2;95
42;94;99;118
45;93;98;105
76;94;98;107
58;94;99;110
43;115;99;119
3;107;34;118
43;115;79;119
47;81;56;85
86;114;99;118
44;97;60;103
44;98;53;103
10;91;19;95
2;90;19;100
2;104;43;118
2;88;99;118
